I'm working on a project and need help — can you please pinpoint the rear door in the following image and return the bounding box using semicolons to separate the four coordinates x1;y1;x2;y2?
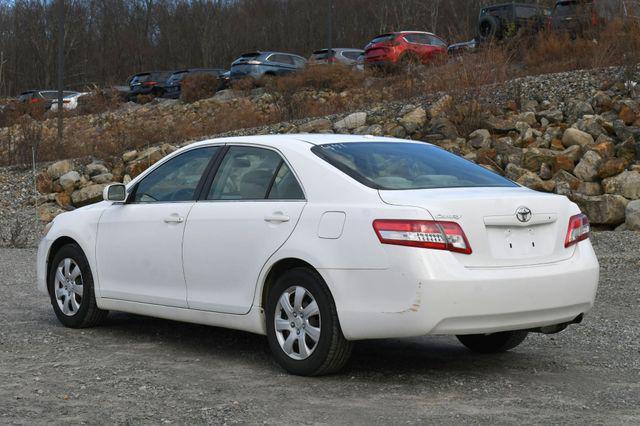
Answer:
182;145;306;314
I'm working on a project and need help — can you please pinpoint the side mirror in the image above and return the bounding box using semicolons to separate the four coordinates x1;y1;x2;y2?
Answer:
103;183;127;203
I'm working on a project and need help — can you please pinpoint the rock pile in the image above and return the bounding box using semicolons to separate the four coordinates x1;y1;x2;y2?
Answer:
25;67;640;232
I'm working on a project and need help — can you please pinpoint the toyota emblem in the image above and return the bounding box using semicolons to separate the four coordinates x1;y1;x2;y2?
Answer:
516;206;533;223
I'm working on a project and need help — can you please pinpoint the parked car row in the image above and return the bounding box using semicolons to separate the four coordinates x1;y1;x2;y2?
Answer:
20;1;630;105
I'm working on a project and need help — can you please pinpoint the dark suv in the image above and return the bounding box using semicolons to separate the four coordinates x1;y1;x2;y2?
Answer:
161;68;226;99
550;0;623;37
477;2;551;41
126;71;172;101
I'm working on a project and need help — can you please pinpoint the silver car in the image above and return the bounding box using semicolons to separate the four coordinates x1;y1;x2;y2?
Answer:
230;51;307;80
308;48;364;66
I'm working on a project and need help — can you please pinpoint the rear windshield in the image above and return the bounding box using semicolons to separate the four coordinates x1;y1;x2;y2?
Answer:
369;34;396;44
312;142;517;190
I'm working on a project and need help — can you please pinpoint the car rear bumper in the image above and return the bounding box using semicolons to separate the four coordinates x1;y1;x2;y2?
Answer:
320;241;599;340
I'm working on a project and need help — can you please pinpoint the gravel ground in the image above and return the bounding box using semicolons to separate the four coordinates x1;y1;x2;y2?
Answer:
0;231;639;425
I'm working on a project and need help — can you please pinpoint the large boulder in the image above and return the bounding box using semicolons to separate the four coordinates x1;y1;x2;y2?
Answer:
47;160;74;180
537;109;564;123
298;118;332;133
562;128;594;149
570;193;629;225
399;107;427;134
602;171;640;199
71;184;107;207
598;158;629;179
334;112;367;131
626;200;640;231
522;148;556;172
573;151;603;182
85;162;109;177
616;137;637;162
468;129;491;149
36;171;52;194
429;118;459;140
429;95;452;118
517;171;550;192
59;171;81;190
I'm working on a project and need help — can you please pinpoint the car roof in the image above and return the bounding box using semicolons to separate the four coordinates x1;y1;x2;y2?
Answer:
186;134;423;151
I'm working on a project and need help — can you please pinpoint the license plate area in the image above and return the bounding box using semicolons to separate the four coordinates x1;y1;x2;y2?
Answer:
486;226;554;260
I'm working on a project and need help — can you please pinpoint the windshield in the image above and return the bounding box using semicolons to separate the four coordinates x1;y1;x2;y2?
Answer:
312;142;517;190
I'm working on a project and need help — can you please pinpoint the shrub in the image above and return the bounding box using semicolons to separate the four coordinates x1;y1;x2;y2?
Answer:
181;74;223;103
76;88;123;115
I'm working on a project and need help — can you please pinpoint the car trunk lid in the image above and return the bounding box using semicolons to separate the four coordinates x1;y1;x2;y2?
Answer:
379;187;575;268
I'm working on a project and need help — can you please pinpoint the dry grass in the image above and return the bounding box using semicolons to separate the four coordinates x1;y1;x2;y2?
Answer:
181;74;223;103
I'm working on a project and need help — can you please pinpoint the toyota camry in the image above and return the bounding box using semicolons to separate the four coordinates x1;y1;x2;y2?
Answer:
37;134;599;376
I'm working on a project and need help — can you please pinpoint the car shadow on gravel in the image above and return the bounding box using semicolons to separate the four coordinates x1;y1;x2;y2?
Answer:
97;312;536;378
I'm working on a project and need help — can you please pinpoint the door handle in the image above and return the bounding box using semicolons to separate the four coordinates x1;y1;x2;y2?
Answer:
264;213;290;223
164;215;184;224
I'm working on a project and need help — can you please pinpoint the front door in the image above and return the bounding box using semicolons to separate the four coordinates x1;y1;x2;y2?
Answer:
182;145;306;314
96;146;220;307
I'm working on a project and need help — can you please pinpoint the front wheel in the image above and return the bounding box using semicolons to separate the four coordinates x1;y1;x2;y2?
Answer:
48;243;108;328
265;268;352;376
457;330;528;354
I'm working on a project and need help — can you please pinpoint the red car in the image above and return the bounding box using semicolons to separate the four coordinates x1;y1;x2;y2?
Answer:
364;31;448;69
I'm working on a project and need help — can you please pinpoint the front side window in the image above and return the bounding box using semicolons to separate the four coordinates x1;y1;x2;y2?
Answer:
208;146;303;200
132;147;218;203
312;142;517;190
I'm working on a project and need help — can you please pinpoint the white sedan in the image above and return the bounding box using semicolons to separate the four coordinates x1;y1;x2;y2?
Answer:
37;135;599;376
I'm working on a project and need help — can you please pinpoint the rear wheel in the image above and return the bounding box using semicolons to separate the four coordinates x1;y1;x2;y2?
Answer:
457;330;528;353
48;243;108;328
265;267;352;376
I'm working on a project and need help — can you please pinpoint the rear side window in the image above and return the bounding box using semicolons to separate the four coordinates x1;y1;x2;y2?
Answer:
269;54;294;65
342;51;361;60
292;56;306;68
208;146;303;200
312;142;517;190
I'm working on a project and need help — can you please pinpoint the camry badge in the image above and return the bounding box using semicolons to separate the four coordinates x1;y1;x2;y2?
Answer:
516;207;533;223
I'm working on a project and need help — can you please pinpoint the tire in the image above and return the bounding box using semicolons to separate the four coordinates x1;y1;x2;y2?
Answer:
265;267;352;376
457;331;528;354
47;243;108;328
478;15;502;42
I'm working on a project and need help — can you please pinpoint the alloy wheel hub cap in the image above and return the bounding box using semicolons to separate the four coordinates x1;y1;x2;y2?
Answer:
274;286;321;360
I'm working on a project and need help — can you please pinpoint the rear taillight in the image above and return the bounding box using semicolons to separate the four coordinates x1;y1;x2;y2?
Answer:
565;213;590;248
143;81;157;87
30;98;41;103
373;220;472;254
